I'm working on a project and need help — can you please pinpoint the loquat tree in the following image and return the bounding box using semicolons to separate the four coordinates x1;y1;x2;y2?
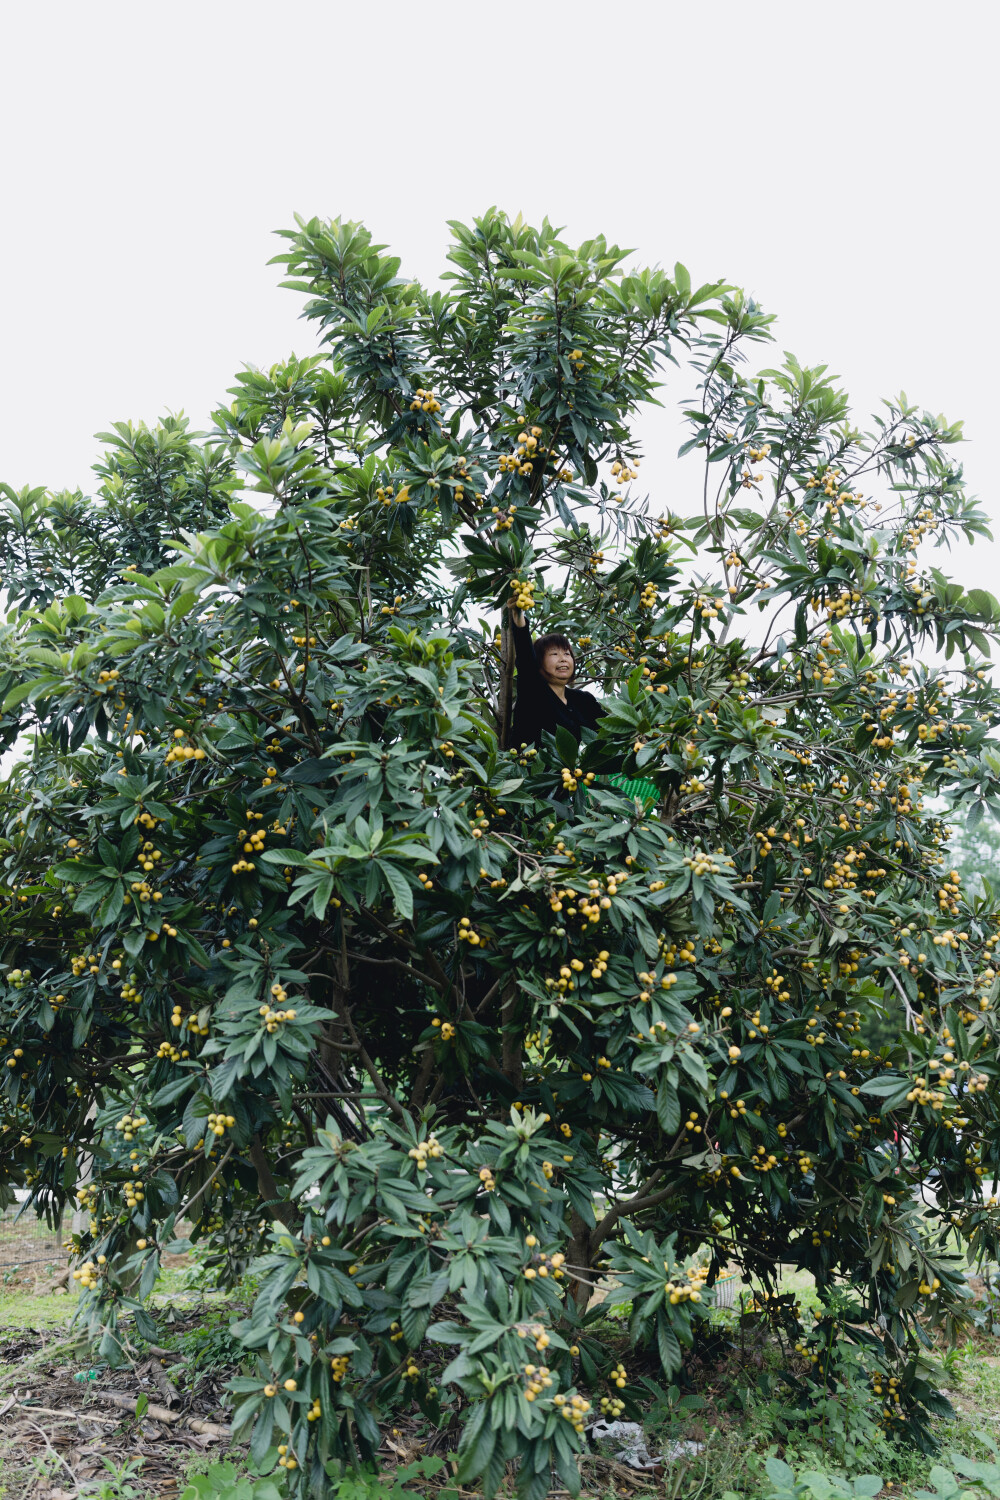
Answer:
3;209;1000;1492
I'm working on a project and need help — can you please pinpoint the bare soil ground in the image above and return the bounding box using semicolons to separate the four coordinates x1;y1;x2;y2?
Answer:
5;1267;1000;1499
0;1309;239;1499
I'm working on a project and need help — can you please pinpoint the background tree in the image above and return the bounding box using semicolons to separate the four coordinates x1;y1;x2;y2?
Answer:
3;210;1000;1495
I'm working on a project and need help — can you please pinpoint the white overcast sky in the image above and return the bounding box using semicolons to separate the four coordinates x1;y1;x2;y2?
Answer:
1;0;997;595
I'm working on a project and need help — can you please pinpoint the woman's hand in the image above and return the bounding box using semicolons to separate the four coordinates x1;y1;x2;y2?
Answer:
507;600;526;629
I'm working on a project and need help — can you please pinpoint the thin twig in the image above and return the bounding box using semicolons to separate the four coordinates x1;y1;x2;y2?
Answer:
175;1141;235;1223
20;1418;79;1487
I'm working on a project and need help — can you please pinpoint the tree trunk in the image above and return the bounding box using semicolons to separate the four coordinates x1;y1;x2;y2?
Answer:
318;918;349;1078
566;1208;595;1309
249;1134;296;1231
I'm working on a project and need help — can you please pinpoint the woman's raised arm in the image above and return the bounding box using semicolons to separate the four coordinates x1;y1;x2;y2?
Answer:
507;601;539;680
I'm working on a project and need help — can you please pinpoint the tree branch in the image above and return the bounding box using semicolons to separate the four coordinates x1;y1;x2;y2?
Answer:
341;1007;405;1122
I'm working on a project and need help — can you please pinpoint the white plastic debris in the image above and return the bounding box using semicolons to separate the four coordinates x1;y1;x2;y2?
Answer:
588;1419;704;1470
662;1441;705;1462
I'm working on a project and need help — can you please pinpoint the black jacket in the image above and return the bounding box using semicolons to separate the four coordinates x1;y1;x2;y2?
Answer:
510;622;603;749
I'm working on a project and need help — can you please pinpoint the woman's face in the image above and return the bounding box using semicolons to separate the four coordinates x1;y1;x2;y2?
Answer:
540;644;575;686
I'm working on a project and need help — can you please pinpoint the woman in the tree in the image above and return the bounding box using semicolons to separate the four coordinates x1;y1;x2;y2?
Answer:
508;601;602;748
507;602;667;808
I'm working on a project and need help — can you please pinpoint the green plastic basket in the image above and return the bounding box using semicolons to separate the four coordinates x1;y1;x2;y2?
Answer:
606;772;659;806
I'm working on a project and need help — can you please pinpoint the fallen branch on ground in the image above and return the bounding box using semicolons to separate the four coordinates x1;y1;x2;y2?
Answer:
88;1390;231;1438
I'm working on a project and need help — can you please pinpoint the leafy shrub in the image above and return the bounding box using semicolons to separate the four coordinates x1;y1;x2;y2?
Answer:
180;1463;285;1500
180;1456;450;1500
756;1455;883;1500
167;1303;254;1377
914;1447;1000;1498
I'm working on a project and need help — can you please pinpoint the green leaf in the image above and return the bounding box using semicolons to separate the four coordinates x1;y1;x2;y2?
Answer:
287;758;333;784
656;1076;681;1135
380;861;414;920
764;1457;796;1488
2;678;46;711
260;849;313;866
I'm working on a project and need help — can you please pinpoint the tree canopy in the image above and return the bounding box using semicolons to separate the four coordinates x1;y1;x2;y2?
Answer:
3;209;1000;1495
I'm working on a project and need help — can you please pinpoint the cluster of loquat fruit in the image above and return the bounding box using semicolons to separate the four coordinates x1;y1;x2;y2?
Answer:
554;1391;592;1434
72;1259;101;1290
522;1362;553;1401
114;1113;146;1141
560;767;594;793
407;1135;443;1172
521;1234;566;1282
170;1002;210;1037
409;387;440;414
259;997;297;1034
164;729;206;765
509;578;535;612
123;1177;145;1209
692;592;725;619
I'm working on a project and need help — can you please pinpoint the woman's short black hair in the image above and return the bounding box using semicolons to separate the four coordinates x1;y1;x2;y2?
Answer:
535;633;576;679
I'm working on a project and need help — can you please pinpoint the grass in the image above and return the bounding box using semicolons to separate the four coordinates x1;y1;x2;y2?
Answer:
941;1336;1000;1444
0;1260;236;1335
0;1288;81;1327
